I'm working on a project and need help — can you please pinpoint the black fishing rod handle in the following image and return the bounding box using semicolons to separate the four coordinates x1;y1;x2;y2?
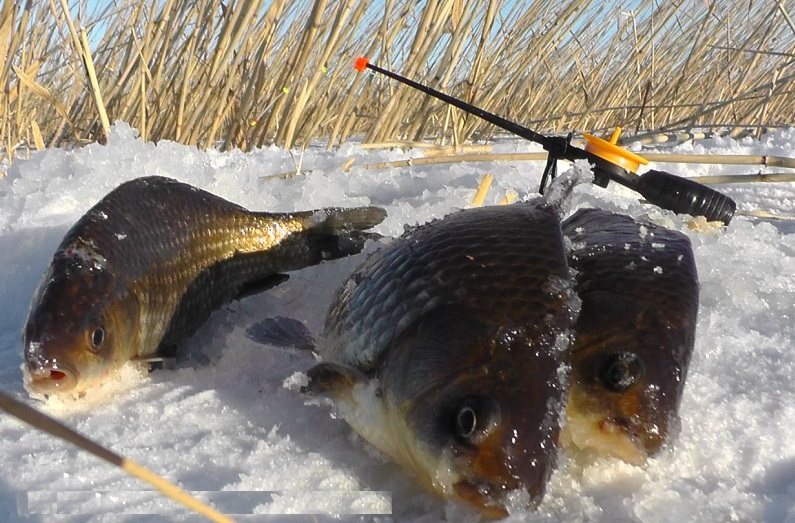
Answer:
635;169;737;225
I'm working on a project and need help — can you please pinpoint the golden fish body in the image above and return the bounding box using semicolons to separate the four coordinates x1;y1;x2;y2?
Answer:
561;208;698;463
306;198;576;517
23;176;386;395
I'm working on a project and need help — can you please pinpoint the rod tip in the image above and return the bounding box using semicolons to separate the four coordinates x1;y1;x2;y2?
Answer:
354;57;369;72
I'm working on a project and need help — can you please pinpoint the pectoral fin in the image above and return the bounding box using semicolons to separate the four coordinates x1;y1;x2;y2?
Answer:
245;316;315;350
133;355;177;371
303;362;367;402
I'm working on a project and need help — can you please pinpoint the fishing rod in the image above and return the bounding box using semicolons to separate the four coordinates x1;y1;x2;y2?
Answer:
354;57;737;225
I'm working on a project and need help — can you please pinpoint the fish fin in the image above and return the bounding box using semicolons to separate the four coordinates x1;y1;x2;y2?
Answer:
133;355;177;371
235;273;290;300
301;206;388;233
307;230;383;262
302;362;366;400
296;206;386;260
245;316;315;350
544;164;593;217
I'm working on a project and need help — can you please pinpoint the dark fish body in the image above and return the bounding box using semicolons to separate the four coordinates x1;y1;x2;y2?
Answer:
23;176;386;395
561;208;698;463
307;199;576;517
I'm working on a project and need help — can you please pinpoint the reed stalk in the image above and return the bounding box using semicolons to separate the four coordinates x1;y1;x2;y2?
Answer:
3;1;795;165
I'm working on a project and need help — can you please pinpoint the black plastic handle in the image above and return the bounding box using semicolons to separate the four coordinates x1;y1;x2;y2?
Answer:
635;170;737;225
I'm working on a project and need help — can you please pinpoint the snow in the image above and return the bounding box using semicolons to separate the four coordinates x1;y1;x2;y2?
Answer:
1;122;795;521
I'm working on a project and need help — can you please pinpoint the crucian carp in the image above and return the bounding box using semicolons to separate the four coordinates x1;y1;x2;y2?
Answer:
561;208;698;464
304;197;577;518
23;176;386;396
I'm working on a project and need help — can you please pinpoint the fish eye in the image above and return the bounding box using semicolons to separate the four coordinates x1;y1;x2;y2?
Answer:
600;351;645;392
456;406;477;439
89;327;105;351
453;397;500;445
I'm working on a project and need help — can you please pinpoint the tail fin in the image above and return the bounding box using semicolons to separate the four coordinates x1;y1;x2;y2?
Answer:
263;205;386;270
294;206;387;261
295;206;388;234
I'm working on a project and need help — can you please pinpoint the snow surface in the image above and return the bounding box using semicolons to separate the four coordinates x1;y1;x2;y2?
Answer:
1;122;794;522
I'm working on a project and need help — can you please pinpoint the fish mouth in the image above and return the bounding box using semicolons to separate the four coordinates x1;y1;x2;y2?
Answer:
452;480;510;520
560;414;647;465
24;363;79;394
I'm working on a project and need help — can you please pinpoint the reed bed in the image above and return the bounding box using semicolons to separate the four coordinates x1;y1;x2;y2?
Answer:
3;0;795;166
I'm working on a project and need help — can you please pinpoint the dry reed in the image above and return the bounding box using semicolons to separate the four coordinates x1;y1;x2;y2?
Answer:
351;150;795;174
0;389;237;523
3;1;795;165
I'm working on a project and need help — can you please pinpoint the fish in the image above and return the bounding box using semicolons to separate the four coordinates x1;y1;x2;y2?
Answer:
560;208;698;464
23;175;387;396
303;198;577;518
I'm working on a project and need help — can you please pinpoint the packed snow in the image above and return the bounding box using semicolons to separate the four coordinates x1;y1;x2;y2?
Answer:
1;122;794;522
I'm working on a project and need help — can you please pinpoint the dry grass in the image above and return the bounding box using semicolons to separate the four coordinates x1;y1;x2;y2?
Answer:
3;0;795;165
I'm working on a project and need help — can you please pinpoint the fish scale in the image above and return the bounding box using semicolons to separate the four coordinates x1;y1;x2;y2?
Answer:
23;176;386;394
61;179;308;356
322;200;573;373
566;210;698;305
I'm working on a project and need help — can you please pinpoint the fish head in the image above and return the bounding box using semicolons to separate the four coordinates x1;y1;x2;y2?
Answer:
23;254;140;395
563;292;695;463
381;307;568;517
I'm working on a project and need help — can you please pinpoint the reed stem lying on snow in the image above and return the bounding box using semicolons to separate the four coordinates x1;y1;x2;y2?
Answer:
260;149;795;179
0;389;237;523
